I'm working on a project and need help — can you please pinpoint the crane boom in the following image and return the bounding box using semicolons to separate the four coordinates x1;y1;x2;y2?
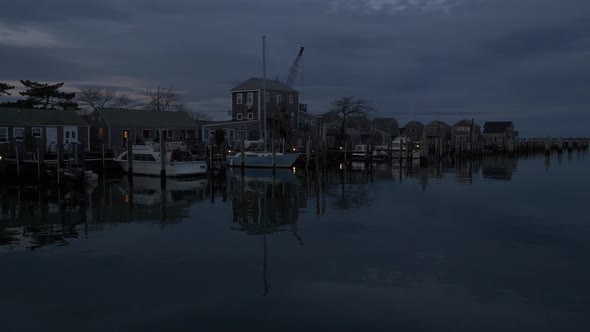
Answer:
284;47;304;88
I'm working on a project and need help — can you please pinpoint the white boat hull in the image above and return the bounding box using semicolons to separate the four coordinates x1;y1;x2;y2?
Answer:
117;160;207;177
226;153;300;168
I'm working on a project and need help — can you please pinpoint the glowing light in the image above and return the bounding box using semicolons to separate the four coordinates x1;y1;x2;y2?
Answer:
292;166;296;174
292;147;297;151
228;150;232;153
124;195;129;203
0;155;3;160
339;163;343;170
339;146;343;150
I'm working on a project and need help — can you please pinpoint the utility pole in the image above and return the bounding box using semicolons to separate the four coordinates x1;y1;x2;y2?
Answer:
262;36;267;152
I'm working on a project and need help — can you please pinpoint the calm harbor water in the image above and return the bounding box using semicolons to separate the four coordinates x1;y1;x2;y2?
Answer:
1;151;589;331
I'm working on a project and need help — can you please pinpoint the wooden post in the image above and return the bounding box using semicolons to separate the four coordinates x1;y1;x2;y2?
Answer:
57;146;60;185
160;129;167;178
240;140;245;169
127;135;133;176
14;142;20;178
272;138;276;170
209;143;213;171
344;141;348;167
101;143;105;176
37;147;41;182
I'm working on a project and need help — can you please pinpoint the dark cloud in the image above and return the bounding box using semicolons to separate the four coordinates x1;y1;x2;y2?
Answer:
1;0;589;136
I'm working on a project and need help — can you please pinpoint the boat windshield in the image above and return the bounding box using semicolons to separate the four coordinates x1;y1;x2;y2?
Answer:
170;150;193;162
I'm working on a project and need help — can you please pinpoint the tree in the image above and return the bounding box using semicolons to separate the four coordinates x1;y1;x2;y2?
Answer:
188;110;212;122
18;80;79;110
77;87;137;112
143;86;188;112
0;82;14;96
325;97;374;145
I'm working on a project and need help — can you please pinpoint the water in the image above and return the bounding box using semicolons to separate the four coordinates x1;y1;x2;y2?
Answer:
1;151;589;331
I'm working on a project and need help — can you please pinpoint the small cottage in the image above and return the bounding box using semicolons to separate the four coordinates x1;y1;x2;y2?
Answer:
400;121;424;142
482;121;517;150
451;119;481;145
88;108;199;150
0;107;90;159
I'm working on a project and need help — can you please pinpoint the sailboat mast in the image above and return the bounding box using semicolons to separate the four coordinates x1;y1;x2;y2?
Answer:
262;35;267;151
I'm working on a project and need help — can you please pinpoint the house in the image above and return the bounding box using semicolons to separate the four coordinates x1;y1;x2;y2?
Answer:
400;121;424;142
451;119;481;145
423;121;451;154
482;121;517;149
206;77;318;147
201;120;261;145
88;108;199;150
372;118;400;139
0;107;90;157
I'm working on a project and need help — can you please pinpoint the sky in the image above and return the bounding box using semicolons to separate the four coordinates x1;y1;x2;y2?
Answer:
1;0;589;136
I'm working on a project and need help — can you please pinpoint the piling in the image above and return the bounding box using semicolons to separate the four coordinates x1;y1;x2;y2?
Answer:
14;142;20;178
240;140;245;169
272;139;276;170
127;137;133;184
101;143;105;176
36;147;41;181
160;132;167;180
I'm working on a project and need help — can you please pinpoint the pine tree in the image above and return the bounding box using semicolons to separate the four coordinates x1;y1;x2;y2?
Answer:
18;80;80;110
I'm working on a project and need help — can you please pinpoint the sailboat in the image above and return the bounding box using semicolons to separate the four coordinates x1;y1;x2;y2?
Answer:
226;36;301;168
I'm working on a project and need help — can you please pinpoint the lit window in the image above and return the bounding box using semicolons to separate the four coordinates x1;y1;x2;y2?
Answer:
98;127;104;139
289;95;294;104
0;127;8;142
247;92;254;104
276;95;282;105
13;127;24;140
247;113;253;120
236;93;243;105
237;113;243;120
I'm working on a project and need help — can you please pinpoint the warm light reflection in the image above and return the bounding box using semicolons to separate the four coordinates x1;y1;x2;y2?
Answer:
124;195;129;203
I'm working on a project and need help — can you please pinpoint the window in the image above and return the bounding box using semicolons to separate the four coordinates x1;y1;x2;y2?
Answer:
311;120;316;126
71;131;76;139
143;129;151;139
276;95;282;105
247;112;253;120
289;95;294;104
204;130;210;140
32;127;42;138
265;93;269;102
14;127;24;140
305;119;309;125
0;127;7;142
236;93;243;105
237;113;243;120
98;127;104;139
247;92;254;104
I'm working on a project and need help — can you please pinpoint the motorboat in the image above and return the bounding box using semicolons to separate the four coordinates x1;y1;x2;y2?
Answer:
115;141;207;177
226;151;300;168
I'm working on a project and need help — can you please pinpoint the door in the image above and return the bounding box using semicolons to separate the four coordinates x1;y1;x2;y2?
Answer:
46;127;58;152
63;126;78;144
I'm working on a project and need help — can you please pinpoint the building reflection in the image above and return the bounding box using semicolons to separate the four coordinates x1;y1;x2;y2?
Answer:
0;176;210;250
229;170;304;235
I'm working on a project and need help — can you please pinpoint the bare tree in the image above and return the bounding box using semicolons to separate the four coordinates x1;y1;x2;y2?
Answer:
144;86;188;112
325;97;374;144
78;87;138;112
189;111;212;121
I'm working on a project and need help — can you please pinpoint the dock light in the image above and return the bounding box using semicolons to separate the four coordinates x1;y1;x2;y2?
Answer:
292;166;296;174
339;163;343;170
0;155;2;160
292;147;297;151
228;149;232;154
339;146;343;150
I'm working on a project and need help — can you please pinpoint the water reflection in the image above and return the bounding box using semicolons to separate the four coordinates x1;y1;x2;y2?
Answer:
1;153;584;251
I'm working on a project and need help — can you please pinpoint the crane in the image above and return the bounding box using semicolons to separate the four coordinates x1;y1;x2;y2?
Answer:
283;47;304;88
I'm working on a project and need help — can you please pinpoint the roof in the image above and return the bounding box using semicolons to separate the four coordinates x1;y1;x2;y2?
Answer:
0;107;88;126
96;108;196;128
230;77;298;93
403;120;424;128
453;119;479;128
373;117;399;126
424;120;451;129
483;121;513;134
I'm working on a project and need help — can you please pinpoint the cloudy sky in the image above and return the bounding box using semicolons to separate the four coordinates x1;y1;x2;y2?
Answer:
1;0;589;136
